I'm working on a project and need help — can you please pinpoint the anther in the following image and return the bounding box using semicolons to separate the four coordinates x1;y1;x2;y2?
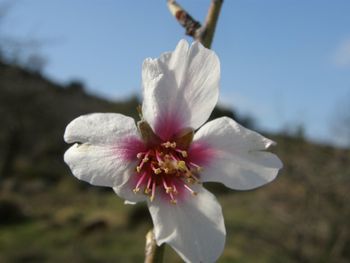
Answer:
162;142;171;148
162;141;176;148
133;187;140;193
175;149;187;158
184;184;198;196
172;184;178;194
177;160;187;171
169;192;177;204
187;178;195;184
136;157;149;173
190;173;200;183
155;151;163;164
146;177;152;191
165;187;173;194
153;168;162;174
150;181;156;202
190;162;202;172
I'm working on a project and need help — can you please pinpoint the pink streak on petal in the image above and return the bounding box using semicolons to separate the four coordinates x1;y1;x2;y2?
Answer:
188;141;217;167
116;136;146;161
154;111;184;141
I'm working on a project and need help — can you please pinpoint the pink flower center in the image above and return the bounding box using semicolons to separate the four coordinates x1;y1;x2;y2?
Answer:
133;141;202;204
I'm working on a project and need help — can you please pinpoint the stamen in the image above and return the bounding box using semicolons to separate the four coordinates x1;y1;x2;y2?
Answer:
150;181;156;202
169;192;177;204
175;149;188;158
168;153;180;162
136;153;150;173
151;163;162;174
190;173;200;182
187;178;195;184
155;150;163;164
177;160;188;171
144;177;152;194
132;135;205;205
162;177;172;193
133;172;147;193
185;172;200;184
190;162;203;172
153;167;162;174
162;141;171;148
171;183;178;194
184;184;198;196
162;141;176;148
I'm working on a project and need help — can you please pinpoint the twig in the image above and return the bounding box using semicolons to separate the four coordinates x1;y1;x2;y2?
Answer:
167;0;201;38
144;229;165;263
201;0;224;49
167;0;224;48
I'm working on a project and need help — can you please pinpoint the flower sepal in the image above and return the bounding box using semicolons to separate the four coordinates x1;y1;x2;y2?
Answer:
138;120;161;146
173;127;194;150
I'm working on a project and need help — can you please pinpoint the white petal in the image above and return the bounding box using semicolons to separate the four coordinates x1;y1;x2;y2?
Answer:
142;40;220;140
193;117;283;190
64;113;144;188
148;186;226;263
64;113;138;145
64;144;135;188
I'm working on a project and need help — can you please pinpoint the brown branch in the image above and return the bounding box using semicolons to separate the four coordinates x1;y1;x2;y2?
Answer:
167;0;201;38
167;0;224;49
201;0;224;49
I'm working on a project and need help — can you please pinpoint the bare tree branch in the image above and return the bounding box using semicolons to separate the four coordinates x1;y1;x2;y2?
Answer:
167;0;224;49
201;0;224;48
167;0;201;38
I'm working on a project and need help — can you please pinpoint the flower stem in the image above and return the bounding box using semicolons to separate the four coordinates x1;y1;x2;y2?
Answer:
144;229;165;263
201;0;224;49
167;0;224;49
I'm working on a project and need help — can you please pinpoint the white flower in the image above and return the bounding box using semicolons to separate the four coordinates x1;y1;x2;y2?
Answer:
64;40;283;263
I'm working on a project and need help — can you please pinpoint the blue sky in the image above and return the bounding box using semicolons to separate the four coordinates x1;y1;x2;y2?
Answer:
2;0;350;146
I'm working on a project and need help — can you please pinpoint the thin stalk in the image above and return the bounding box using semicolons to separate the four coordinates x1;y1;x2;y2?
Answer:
201;0;224;49
144;229;165;263
167;0;224;49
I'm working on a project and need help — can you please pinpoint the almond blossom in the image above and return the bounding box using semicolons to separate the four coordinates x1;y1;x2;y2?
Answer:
64;40;283;263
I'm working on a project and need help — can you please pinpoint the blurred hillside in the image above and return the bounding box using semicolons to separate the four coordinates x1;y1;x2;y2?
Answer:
0;62;349;263
0;61;140;184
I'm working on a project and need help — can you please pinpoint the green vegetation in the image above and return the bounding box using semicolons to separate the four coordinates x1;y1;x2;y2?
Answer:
0;62;349;262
